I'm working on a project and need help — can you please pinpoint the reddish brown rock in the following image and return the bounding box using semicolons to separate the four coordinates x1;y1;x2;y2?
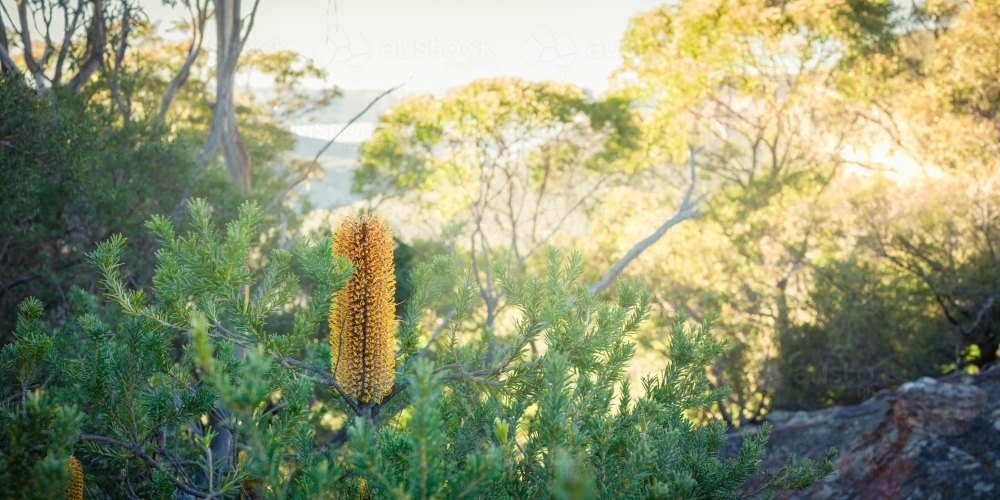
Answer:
723;363;1000;499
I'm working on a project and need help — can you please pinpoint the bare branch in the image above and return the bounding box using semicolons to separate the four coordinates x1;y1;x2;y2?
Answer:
587;145;703;295
76;433;210;498
398;308;456;360
67;0;107;94
159;0;208;119
265;80;408;210
36;1;56;73
274;355;363;415
0;44;18;72
52;0;85;85
961;294;1000;335
16;0;48;91
106;2;131;123
238;0;260;48
0;9;9;66
206;317;364;415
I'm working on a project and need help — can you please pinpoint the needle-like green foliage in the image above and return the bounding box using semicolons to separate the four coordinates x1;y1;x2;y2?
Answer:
0;201;833;498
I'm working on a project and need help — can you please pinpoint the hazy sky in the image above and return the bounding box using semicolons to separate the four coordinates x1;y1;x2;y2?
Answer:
141;0;667;91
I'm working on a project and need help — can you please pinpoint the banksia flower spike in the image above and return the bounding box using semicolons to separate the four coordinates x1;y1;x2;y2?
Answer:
329;212;397;404
66;455;84;500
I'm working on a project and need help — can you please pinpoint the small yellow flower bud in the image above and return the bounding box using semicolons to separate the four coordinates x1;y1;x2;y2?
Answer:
495;417;510;444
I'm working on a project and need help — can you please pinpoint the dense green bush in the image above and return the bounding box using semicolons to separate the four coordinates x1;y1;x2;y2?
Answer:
774;254;953;409
0;73;197;334
0;201;833;498
0;72;307;340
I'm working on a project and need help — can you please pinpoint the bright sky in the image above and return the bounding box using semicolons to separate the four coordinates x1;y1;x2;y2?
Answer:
141;0;667;91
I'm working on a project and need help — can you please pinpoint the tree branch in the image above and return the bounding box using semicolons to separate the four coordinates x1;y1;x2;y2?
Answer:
76;433;210;498
0;43;19;72
399;308;455;360
238;0;260;48
52;0;85;85
0;9;19;72
200;0;250;190
265;80;408;210
158;0;208;119
587;145;703;295
274;354;363;415
961;293;1000;335
67;0;106;94
16;0;49;91
106;2;131;123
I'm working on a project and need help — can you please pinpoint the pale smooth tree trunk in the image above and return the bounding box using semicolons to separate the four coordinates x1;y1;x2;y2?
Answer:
200;0;252;193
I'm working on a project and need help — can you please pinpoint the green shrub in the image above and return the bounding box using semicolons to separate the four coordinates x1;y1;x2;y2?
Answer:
0;201;833;499
0;71;305;341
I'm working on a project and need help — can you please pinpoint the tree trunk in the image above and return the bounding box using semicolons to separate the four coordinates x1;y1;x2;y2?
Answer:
201;0;251;192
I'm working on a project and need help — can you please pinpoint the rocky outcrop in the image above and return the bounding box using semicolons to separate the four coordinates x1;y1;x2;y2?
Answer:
723;363;1000;499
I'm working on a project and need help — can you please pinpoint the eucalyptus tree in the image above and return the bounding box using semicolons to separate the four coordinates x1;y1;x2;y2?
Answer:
353;77;703;337
603;0;900;422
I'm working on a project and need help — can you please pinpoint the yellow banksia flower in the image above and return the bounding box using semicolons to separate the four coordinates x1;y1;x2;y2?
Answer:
66;455;84;500
329;212;397;404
